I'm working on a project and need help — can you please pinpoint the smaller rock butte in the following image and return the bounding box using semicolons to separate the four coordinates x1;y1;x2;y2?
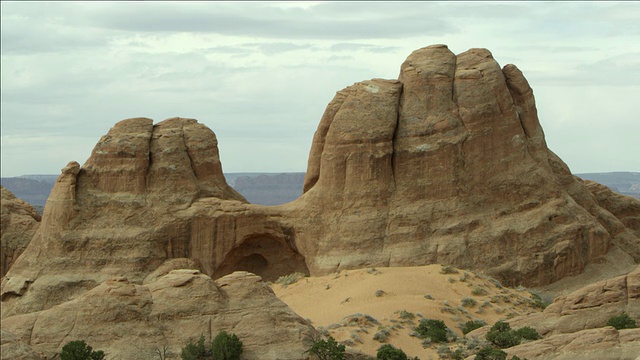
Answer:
1;44;639;358
0;186;41;278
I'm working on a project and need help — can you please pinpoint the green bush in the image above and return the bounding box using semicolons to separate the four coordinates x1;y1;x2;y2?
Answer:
486;321;521;348
376;344;407;360
211;331;242;360
181;335;208;360
60;340;105;360
606;312;638;330
513;326;541;341
461;320;486;335
414;318;448;343
305;336;345;360
474;346;507;360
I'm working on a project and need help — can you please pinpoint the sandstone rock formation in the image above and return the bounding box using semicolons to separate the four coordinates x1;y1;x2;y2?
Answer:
504;327;640;360
467;266;640;360
1;270;316;359
292;45;640;286
0;186;40;277
583;179;640;239
2;45;640;357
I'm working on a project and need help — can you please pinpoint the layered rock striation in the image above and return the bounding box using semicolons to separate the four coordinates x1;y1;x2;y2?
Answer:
292;45;639;286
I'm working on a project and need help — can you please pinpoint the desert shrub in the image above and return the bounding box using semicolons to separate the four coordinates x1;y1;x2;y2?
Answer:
414;319;448;343
528;291;550;309
374;327;391;342
486;321;521;348
60;340;105;360
606;312;638;330
211;331;242;360
461;320;486;335
376;344;407;360
398;310;415;320
461;297;477;308
474;346;507;360
513;326;541;341
305;336;345;360
181;335;208;360
275;272;307;287
472;287;489;296
440;265;459;274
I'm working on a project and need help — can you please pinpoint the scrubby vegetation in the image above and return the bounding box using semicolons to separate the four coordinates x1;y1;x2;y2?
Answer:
606;312;638;330
440;265;459;274
486;321;521;348
60;340;105;360
414;318;449;343
181;335;207;360
275;272;307;287
211;331;243;360
474;346;507;360
513;326;542;340
376;344;408;360
461;319;486;335
485;321;541;349
180;332;243;360
305;336;345;360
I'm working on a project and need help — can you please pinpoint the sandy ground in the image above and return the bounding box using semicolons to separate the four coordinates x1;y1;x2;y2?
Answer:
272;265;544;359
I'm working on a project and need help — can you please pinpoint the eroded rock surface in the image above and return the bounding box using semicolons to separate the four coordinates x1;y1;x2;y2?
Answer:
0;186;40;277
466;266;639;360
1;117;309;320
292;45;640;286
504;327;640;360
1;270;316;359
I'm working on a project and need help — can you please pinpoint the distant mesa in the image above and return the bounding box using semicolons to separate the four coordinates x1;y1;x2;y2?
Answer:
1;44;639;359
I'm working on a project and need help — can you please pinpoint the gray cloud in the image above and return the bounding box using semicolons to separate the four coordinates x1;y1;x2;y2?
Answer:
1;1;639;177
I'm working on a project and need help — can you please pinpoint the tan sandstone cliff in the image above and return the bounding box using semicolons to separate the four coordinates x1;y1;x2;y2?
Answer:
289;45;639;287
1;45;639;358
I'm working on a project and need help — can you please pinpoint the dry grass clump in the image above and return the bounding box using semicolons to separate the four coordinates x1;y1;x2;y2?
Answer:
274;272;307;287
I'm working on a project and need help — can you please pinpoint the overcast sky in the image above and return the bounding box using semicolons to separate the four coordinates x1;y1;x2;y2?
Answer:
1;1;639;178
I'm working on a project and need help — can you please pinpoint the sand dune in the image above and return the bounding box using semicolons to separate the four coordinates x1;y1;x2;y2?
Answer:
272;265;544;359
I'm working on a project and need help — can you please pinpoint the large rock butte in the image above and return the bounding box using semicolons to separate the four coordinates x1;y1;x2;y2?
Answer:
2;44;639;357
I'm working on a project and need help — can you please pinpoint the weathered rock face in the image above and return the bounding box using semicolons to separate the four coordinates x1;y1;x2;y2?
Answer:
292;45;640;286
504;327;640;360
1;270;316;359
467;266;640;360
0;186;40;277
1;117;309;321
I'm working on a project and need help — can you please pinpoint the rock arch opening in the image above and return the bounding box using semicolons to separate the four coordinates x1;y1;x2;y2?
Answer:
214;234;309;282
